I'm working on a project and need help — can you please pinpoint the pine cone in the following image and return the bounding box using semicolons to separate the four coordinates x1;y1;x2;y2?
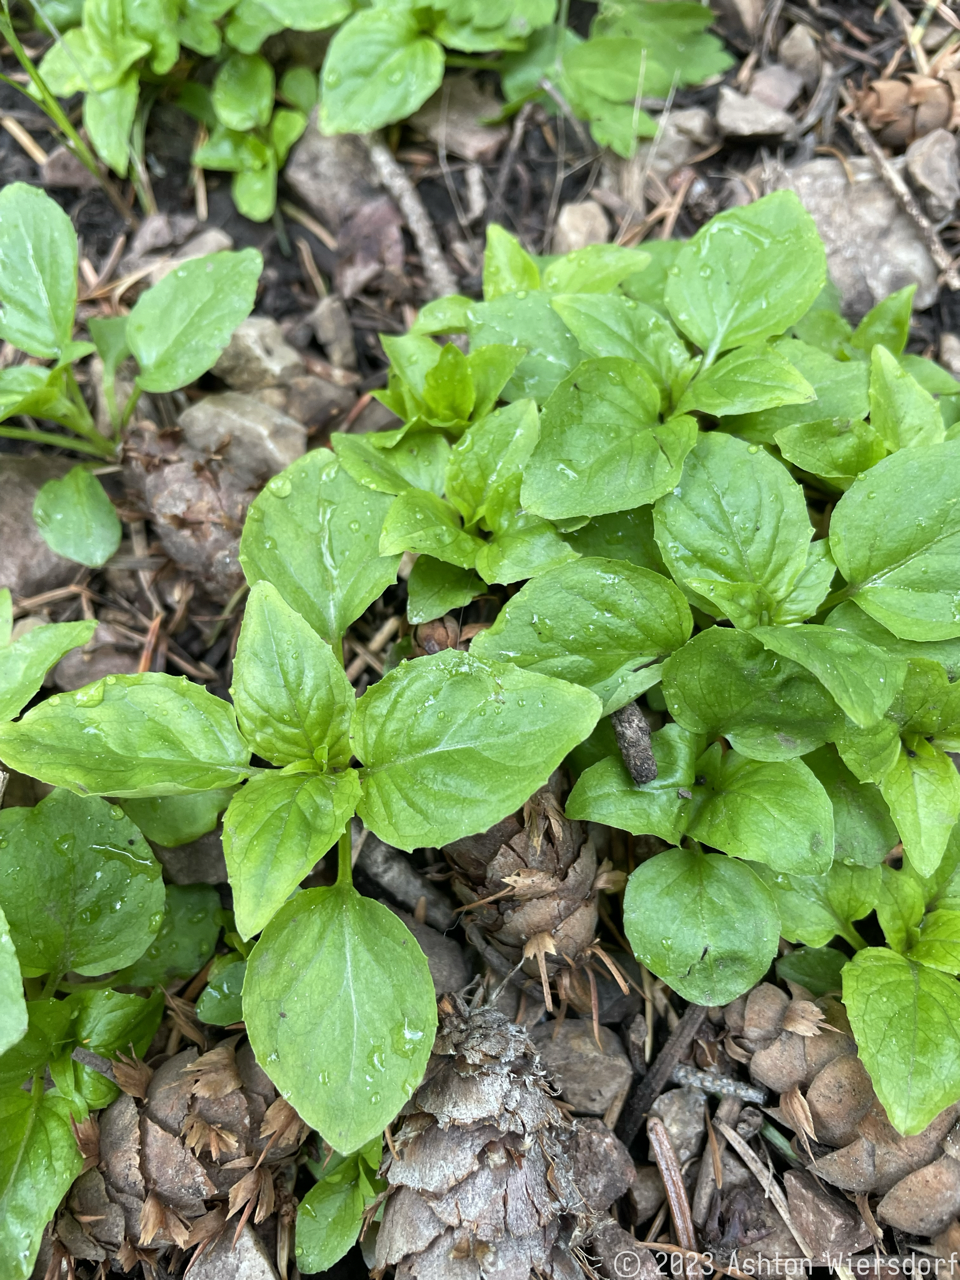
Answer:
50;1039;306;1273
854;72;960;149
724;984;960;1255
373;994;592;1279
443;775;624;1008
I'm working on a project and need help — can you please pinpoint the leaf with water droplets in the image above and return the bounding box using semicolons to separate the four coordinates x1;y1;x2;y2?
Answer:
751;860;881;949
0;905;26;1058
32;467;121;568
0;620;95;723
244;884;436;1153
0;788;163;978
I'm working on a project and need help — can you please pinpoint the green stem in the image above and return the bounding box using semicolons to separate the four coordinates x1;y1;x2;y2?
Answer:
0;424;117;458
41;970;61;998
336;825;353;888
821;584;854;612
120;386;142;428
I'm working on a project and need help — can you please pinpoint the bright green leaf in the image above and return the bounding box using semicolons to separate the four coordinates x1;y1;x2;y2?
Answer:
32;467;121;568
483;225;540;301
380;491;483;570
406;557;481;625
677;344;815;418
868;345;944;452
805;746;898;868
880;736;960;878
0;621;95;723
0;184;78;360
753;861;880;949
212;53;275;131
120;789;233;847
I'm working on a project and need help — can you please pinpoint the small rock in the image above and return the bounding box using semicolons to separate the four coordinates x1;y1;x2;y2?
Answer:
149;227;234;285
716;85;797;140
309;294;358;370
178;392;306;488
617;108;714;195
553;200;610;254
186;1223;279;1280
285;123;381;234
906;128;960;222
410;75;509;164
120;213;198;273
351;397;403;435
649;1087;706;1164
0;457;77;597
742;983;789;1048
52;623;140;691
629;1164;666;1222
940;332;960;379
387;907;469;995
713;0;764;38
151;830;228;886
813;1136;877;1193
805;1055;875;1147
750;1031;807;1093
40;145;99;190
625;1011;647;1072
768;156;939;316
335;196;405;300
530;1021;633;1116
282;373;356;430
212;317;304;392
354;831;455;930
779;23;821;91
750;64;805;112
784;1169;873;1263
590;1220;662;1280
570;1118;636;1212
878;1154;960;1237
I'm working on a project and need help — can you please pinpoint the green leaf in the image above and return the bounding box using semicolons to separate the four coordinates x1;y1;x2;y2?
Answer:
522;358;697;520
623;849;780;1005
753;861;880;949
232;582;354;768
829;442;960;641
71;988;163;1109
470;557;691;707
224;769;359;940
0;621;95;722
0;673;251;798
196;957;246;1025
826;600;960;684
843;948;960;1135
687;744;834;874
0;1085;82;1280
664;191;826;361
804;746;898;868
354;650;600;850
115;883;222;986
834;717;903;787
877;865;925;953
662;627;842;761
240;453;400;648
906;909;960;973
482;225;540;300
868;345;944;452
774;417;887;488
473;491;578;586
677;344;815;418
566;722;700;844
84;72;137;177
279;66;318;113
550;293;692;401
193;123;270;172
127;248;262;393
850;285;915;356
243;884;436;1152
560;505;666;573
232;160;278;222
0;789;163;977
880;736;960;878
297;1163;364;1273
653;432;814;628
120;790;234;847
212;52;275;130
446;399;539;525
0;906;25;1058
88;314;130;427
333;428;451;498
319;8;444;134
775;946;846;997
32;466;121;568
0;184;78;360
406;558;481;625
380;490;482;570
752;623;903;728
541;245;648;296
466;291;583;404
223;0;282;49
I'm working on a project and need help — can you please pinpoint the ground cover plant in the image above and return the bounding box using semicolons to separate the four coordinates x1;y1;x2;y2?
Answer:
23;0;731;219
2;186;960;1273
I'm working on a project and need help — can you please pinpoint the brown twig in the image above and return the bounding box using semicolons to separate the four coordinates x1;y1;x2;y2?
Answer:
648;1115;702;1280
617;1001;708;1145
692;1095;742;1228
715;1120;814;1260
367;135;458;299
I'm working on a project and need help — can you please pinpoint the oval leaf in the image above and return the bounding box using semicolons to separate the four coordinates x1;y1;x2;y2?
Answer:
0;183;77;359
33;467;121;568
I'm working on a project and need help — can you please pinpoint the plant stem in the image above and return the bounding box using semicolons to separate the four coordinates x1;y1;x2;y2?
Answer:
0;424;116;458
336;825;353;888
821;584;854;612
120;386;142;428
41;969;61;998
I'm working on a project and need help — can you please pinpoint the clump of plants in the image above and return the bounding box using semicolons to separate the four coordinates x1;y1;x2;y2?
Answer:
22;0;731;219
2;189;960;1275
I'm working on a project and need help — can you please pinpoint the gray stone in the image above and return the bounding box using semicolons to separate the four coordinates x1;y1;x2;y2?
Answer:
152;829;227;885
281;373;355;430
553;200;610;254
284;123;380;233
350;397;403;435
767;157;939;316
211;317;304;392
0;456;77;597
410;76;509;164
570;1118;636;1212
649;1087;706;1163
785;1169;873;1263
906;128;960;222
531;1021;633;1116
178;392;306;487
309;294;358;369
712;0;763;38
52;623;140;691
628;1164;666;1223
354;831;455;930
40;145;99;190
940;332;960;379
779;23;821;91
750;64;805;112
187;1223;279;1280
589;1219;662;1280
617;108;714;194
388;907;470;995
149;227;234;285
716;86;797;140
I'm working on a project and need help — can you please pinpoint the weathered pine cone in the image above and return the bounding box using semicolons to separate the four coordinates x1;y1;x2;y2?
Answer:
728;983;960;1253
46;1039;306;1275
373;994;593;1279
854;72;960;149
443;775;624;1006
